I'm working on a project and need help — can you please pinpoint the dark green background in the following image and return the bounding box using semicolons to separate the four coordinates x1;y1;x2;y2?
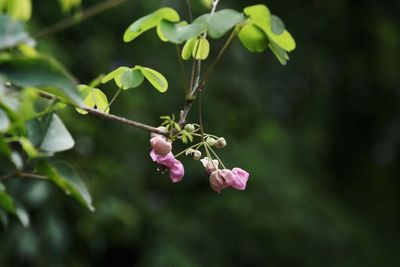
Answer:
1;0;400;266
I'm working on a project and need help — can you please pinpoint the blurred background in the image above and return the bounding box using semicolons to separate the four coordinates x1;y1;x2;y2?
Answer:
1;0;400;266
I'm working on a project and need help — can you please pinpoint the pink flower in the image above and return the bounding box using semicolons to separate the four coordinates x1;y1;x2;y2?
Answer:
208;167;250;193
150;131;184;183
200;157;219;175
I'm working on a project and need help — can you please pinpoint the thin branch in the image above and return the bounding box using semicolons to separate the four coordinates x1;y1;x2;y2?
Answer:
176;45;189;94
38;91;167;136
177;0;221;127
33;0;128;39
0;172;48;181
184;0;193;22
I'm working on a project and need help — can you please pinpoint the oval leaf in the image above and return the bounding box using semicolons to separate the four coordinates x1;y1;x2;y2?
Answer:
192;38;210;60
123;7;180;42
159;20;206;44
36;161;94;211
0;108;10;132
238;23;269;53
137;66;168;93
101;66;129;84
181;37;197;60
243;4;272;33
0;15;34;50
193;9;245;39
115;68;144;90
271;15;285;35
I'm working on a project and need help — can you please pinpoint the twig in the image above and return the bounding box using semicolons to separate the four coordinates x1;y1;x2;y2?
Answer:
178;0;221;127
184;0;193;22
38;91;168;136
33;0;128;39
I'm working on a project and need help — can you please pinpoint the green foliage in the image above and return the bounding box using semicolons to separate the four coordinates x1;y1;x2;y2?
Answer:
181;37;197;60
239;4;296;64
102;65;168;93
0;54;82;104
0;108;10;131
0;15;33;50
159;20;206;44
58;0;81;13
123;7;180;42
193;38;210;60
193;9;245;39
0;182;15;213
0;0;32;21
36;161;94;211
76;85;110;114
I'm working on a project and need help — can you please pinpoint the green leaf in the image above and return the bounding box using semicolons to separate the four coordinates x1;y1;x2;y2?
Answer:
115;68;144;90
243;4;272;34
76;85;110;114
6;0;32;21
0;54;82;104
0;108;10;132
266;29;296;52
101;66;129;84
269;41;289;65
192;38;210;60
159;20;206;44
181;37;197;60
11;151;23;169
123;7;180;42
238;23;269;53
26;118;43;147
0;208;8;227
137;66;168;93
0;182;15;214
40;114;75;153
193;9;245;39
0;15;34;50
36;161;94;211
59;0;81;13
271;15;285;35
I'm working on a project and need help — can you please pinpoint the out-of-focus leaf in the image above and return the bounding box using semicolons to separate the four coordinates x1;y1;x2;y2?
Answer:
10;151;23;169
193;9;245;39
19;137;38;158
58;0;81;13
0;108;10;132
76;85;110;114
15;203;30;227
181;37;196;60
4;0;32;21
238;23;269;53
0;208;8;227
0;15;34;50
123;7;180;42
0;182;16;214
0;54;82;104
192;38;210;60
243;4;272;33
136;66;168;93
40;114;74;153
36;161;94;211
159;20;206;44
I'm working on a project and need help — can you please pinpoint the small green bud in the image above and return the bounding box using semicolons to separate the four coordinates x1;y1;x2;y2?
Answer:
215;137;227;148
184;124;195;132
193;150;202;160
185;148;196;156
206;137;216;146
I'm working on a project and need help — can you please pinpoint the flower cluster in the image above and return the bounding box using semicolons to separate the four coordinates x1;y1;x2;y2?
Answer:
149;128;184;183
149;127;249;192
201;157;250;193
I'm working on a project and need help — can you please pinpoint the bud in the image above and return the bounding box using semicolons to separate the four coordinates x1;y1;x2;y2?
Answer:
185;148;196;156
184;124;195;132
193;150;202;160
206;137;216;146
215;137;227;148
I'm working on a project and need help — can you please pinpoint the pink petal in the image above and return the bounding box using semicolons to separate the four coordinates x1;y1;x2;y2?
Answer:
150;136;172;155
149;150;176;169
231;167;249;190
170;159;184;183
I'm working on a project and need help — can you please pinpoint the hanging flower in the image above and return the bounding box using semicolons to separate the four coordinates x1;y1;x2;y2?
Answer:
150;129;184;183
208;167;250;193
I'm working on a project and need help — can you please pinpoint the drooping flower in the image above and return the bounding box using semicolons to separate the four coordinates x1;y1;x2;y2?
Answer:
150;129;184;183
207;166;250;193
200;157;219;175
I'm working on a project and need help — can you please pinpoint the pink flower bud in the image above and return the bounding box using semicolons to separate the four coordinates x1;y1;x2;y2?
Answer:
209;169;235;193
200;157;219;175
231;168;249;190
150;135;172;155
169;159;184;183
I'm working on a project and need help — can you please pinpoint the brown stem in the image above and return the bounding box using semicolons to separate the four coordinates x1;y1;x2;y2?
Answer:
39;91;167;136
